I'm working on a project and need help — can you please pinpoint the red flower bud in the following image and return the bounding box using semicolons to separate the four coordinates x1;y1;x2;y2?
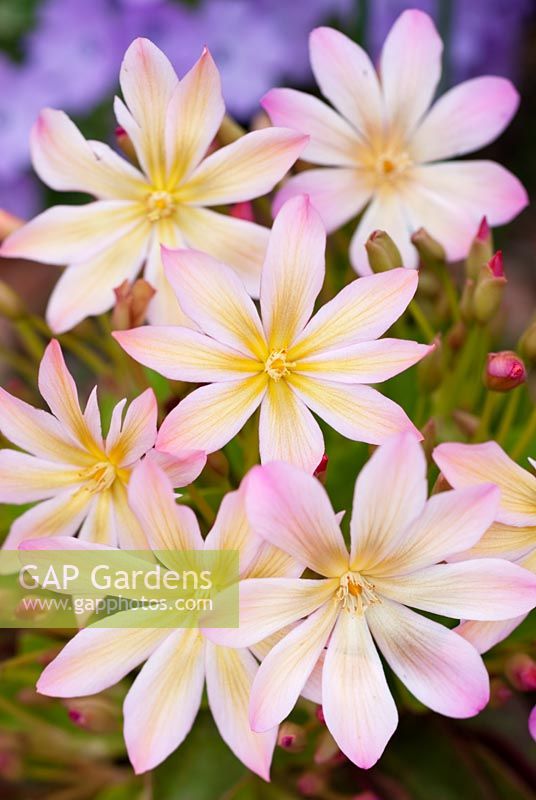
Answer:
230;201;254;222
476;216;491;243
506;654;536;691
278;722;306;751
484;351;526;392
488;250;504;278
313;454;328;481
115;125;138;164
466;217;493;279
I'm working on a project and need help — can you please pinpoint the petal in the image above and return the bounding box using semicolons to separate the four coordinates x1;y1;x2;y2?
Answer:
143;222;192;327
38;340;95;449
375;559;536;621
3;489;92;549
119;38;178;185
31;109;147;199
289;269;418;360
456;616;527;655
204;482;263;573
261;195;326;350
297;338;433;384
204;577;336;648
262;88;362;167
380;10;443;137
105;389;157;466
176;206;269;298
46;223;151;334
1;202;142;264
322;610;398;768
179;128;307;206
0;387;90;465
246;461;348;577
37;612;171;697
259;381;324;472
411;77;520;162
165;48;224;184
250;600;337;732
124;629;204;774
205;643;276;780
290;376;420;445
128;457;204;551
434;441;536;526
78;490;116;546
0;450;81;503
150;448;207;488
367;599;489;717
156;375;267;455
83;388;103;450
273;167;372;234
373;484;500;577
349;431;427;570
461;522;536;562
309;27;383;139
114;326;260;382
162;247;266;358
349;189;417;275
110;481;151;549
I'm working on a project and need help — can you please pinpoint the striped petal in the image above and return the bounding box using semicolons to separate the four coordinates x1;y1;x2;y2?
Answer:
3;488;92;549
0;450;82;503
258;380;324;472
156;374;267;456
105;389;157;466
78;490;116;546
143;221;192;327
456;616;527;655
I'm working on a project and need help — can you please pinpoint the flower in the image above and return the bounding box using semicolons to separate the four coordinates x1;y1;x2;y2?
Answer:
205;433;536;768
0;340;205;549
33;456;301;778
114;195;432;472
1;38;306;333
262;10;527;274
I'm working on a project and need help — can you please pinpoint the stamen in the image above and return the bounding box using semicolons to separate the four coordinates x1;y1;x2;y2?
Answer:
265;349;296;382
337;572;379;615
146;191;175;222
78;462;117;495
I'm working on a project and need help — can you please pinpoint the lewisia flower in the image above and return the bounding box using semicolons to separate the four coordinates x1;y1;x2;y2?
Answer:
205;433;536;768
0;39;306;332
34;457;301;778
0;340;204;549
262;10;528;274
115;195;431;472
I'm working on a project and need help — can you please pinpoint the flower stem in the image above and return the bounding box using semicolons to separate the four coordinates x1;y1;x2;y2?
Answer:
510;406;536;461
185;484;216;526
408;300;436;343
473;391;500;442
496;388;522;446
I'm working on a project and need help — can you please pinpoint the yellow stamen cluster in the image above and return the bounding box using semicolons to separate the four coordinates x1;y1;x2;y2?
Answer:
146;191;175;222
337;572;379;615
79;462;118;495
264;349;296;382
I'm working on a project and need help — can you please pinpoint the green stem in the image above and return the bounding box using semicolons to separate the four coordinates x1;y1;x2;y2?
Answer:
473;391;500;442
407;300;436;343
510;406;536;460
185;484;216;526
15;319;45;361
0;343;36;381
435;264;461;322
496;388;522;446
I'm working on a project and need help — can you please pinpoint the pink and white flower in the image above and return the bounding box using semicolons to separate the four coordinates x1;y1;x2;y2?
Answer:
115;195;432;472
0;340;204;549
205;433;536;768
1;39;306;332
34;457;301;778
262;10;528;274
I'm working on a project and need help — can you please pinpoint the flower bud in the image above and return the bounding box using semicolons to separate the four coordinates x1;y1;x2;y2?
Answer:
278;722;306;752
230;201;254;222
115;125;138;165
411;227;445;268
472;253;507;324
112;279;156;330
484;351;526;392
365;230;402;273
452;409;479;438
518;318;536;365
446;320;467;351
313;454;328;483
0;280;26;320
466;216;493;279
505;654;536;691
0;733;23;781
297;772;325;797
315;705;325;724
489;678;513;709
63;696;120;733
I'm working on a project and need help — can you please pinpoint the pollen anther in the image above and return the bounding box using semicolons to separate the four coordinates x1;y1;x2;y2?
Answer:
265;349;296;381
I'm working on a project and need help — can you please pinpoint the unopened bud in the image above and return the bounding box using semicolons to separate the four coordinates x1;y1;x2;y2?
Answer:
115;125;138;165
365;230;402;273
112;279;156;330
489;678;513;709
206;451;229;478
418;337;443;392
420;418;436;462
0;732;22;781
518;318;536;365
230;201;254;222
278;722;306;752
0;280;26;319
473;254;507;324
313;454;328;483
297;772;325;797
315;705;325;724
314;729;339;764
411;227;445;268
484;351;526;392
452;409;480;438
63;696;120;733
466;216;493;279
446;320;467;351
505;654;536;692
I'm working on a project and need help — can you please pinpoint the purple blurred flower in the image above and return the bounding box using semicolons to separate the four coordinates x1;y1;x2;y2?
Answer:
0;57;46;180
0;173;41;220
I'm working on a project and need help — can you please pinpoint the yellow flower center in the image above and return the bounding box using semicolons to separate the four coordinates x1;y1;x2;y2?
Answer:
264;349;296;382
337;572;379;615
146;191;175;222
79;461;118;495
374;150;412;181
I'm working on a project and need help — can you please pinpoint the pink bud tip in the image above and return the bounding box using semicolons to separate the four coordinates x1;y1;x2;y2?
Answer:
313;454;328;478
279;735;295;749
230;201;254;222
476;216;490;242
68;709;87;727
115;125;127;139
485;351;526;392
315;705;325;724
488;250;504;278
